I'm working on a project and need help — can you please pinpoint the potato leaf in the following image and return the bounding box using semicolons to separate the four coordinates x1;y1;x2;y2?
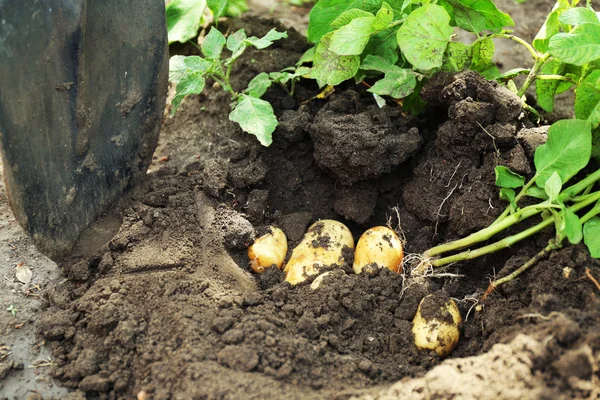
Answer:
361;54;402;73
224;0;248;17
229;95;277;146
534;119;592;187
330;16;378;55
549;23;600;66
246;72;273;98
171;75;206;115
331;9;375;28
368;70;417;98
373;2;394;30
166;0;207;44
246;29;288;50
584;216;600;257
532;0;568;53
575;70;600;128
536;59;565;113
396;4;453;71
363;28;400;66
308;0;385;43
310;32;361;85
442;42;472;72
207;0;227;21
495;68;530;81
441;0;514;34
495;166;525;188
202;27;226;60
544;171;562;202
470;38;495;73
499;188;517;212
557;206;583;244
558;7;599;26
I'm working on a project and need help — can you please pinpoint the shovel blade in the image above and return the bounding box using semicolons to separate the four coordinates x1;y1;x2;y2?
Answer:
0;0;168;259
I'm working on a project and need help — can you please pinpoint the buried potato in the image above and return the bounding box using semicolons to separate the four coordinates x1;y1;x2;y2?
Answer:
285;220;354;285
247;227;288;273
412;292;462;357
353;226;404;274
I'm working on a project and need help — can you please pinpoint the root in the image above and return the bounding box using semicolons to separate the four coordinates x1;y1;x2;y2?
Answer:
387;205;407;246
585;267;600;293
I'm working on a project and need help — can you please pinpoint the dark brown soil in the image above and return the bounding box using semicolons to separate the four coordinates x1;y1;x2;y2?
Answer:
35;17;600;400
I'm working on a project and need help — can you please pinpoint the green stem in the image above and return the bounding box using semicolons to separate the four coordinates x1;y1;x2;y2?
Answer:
535;74;575;83
488;34;540;61
387;18;406;29
489;241;557;290
424;203;545;258
429;191;600;267
517;53;550;98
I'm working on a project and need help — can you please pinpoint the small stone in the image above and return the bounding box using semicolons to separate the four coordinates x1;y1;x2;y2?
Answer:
217;346;259;372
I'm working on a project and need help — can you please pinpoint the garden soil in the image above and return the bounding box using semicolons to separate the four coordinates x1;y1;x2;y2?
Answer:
1;3;599;400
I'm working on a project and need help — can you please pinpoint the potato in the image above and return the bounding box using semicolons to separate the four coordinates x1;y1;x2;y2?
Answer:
285;220;354;285
353;226;403;274
412;293;461;357
248;227;287;273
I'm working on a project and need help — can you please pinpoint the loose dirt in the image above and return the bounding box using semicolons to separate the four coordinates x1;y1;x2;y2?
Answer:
1;1;599;399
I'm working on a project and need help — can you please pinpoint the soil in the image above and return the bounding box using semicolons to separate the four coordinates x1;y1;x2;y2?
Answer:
1;1;599;400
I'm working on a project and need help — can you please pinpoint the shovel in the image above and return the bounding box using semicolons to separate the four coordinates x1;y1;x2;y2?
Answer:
0;0;168;260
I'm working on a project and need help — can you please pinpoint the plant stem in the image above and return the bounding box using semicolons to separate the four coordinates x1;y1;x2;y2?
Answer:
429;190;600;267
424;203;544;258
517;53;550;98
535;74;575;83
484;241;558;297
490;34;540;61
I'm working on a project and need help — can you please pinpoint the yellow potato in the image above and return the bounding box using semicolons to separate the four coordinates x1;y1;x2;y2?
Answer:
285;220;354;285
353;226;404;274
247;227;287;273
412;293;461;357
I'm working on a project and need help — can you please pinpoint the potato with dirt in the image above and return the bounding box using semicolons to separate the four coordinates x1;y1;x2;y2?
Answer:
248;227;288;273
412;292;462;357
285;220;354;285
353;226;404;274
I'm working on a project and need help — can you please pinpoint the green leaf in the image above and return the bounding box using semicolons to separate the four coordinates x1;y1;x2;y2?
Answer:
310;32;361;85
442;42;471;72
583;216;600;257
575;70;600;128
499;188;517;211
441;0;514;34
227;29;248;58
374;2;394;30
373;93;387;107
525;186;549;200
533;1;568;53
361;54;402;73
297;47;316;65
536;59;565;113
496;68;530;81
470;38;495;72
368;70;417;98
558;206;583;244
593;128;600;163
396;4;453;71
169;55;214;83
331;9;375;28
495;166;525;188
363;28;400;65
246;72;273;98
171;75;206;115
330;16;378;55
207;0;227;21
549;23;600;66
246;29;288;50
558;7;599;26
229;95;278;146
534;119;592;188
224;0;248;17
202;27;226;60
544;171;562;202
308;0;385;43
166;0;207;44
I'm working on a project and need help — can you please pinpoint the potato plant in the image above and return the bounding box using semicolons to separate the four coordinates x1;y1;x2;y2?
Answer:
169;27;291;145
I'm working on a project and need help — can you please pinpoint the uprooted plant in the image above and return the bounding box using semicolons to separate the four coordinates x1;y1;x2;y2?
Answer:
169;27;299;146
415;119;600;293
